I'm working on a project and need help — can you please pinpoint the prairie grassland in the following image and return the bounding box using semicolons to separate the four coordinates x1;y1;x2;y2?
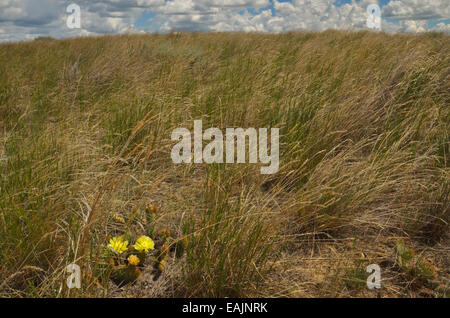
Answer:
0;31;448;297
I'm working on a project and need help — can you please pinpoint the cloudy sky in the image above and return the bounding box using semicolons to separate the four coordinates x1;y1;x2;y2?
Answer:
0;0;449;42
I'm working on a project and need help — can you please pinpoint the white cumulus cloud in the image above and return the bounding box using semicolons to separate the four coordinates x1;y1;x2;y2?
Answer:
0;0;448;42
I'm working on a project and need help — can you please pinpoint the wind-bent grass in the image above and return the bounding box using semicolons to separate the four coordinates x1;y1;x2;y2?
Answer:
0;31;448;297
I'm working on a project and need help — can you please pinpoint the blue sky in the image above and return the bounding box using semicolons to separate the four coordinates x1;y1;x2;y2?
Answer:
0;1;449;42
134;0;393;29
132;0;449;34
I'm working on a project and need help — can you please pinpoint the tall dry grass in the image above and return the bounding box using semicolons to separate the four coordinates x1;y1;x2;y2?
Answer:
0;31;448;297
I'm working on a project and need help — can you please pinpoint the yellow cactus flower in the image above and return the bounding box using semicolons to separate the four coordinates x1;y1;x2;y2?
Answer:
108;236;129;254
112;214;125;223
159;229;171;238
127;255;140;266
134;235;155;252
145;204;158;215
158;259;167;271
